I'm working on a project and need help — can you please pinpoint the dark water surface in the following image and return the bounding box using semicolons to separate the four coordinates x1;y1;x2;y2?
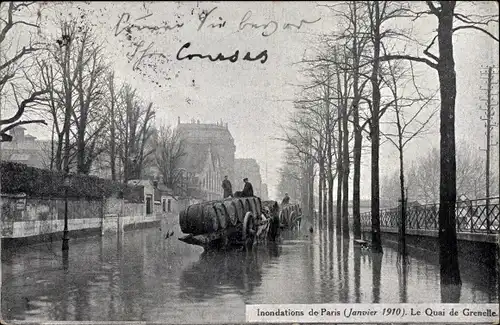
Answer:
1;219;498;323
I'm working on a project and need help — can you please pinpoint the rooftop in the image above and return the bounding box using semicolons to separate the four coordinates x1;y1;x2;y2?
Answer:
177;117;234;142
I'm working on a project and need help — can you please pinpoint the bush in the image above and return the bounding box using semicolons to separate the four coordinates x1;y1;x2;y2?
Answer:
0;161;144;200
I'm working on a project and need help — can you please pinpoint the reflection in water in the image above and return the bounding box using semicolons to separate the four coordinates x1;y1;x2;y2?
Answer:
398;262;409;303
372;252;382;303
179;246;277;301
353;245;361;303
342;237;349;303
441;283;462;303
1;220;498;322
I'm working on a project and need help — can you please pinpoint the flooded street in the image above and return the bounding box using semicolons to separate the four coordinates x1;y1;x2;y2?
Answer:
2;219;498;323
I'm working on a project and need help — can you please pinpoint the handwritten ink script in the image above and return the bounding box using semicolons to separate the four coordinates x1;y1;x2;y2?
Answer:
177;42;268;64
114;5;321;70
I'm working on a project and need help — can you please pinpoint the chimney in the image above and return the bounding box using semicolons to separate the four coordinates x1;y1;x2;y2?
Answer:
178;116;180;125
9;126;25;141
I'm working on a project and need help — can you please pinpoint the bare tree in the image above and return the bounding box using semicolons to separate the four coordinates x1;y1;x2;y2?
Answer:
293;52;341;228
379;1;499;285
105;71;118;180
154;124;186;191
0;2;48;141
322;0;371;238
72;27;108;174
116;84;156;183
277;147;305;206
32;20;109;175
277;120;317;217
406;142;494;204
380;58;438;258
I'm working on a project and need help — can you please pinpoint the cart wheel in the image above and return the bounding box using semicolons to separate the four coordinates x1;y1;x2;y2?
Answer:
242;211;255;250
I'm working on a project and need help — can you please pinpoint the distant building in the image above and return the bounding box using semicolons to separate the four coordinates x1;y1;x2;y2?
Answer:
261;183;269;200
1;127;51;169
176;118;236;201
234;158;262;197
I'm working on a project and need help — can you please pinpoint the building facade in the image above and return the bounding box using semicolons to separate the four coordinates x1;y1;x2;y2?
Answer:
176;118;235;201
261;183;269;201
1;127;51;169
234;158;262;198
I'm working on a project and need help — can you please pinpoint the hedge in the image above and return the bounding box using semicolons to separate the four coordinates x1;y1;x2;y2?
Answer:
0;161;144;201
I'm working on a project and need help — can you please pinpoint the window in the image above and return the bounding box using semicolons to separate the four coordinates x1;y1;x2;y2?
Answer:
162;199;166;212
146;195;153;215
168;199;172;212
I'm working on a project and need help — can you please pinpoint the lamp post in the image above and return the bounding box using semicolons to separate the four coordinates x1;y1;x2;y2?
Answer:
62;172;71;251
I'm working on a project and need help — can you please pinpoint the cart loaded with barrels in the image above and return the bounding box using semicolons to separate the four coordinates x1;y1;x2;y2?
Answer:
178;196;302;251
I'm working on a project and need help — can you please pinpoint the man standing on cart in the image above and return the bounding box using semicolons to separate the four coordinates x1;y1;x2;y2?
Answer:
222;175;233;198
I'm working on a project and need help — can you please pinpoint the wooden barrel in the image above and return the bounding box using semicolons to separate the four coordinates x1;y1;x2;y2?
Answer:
214;202;228;229
179;206;188;233
290;211;296;225
232;198;245;223
202;204;219;233
248;198;258;219
223;200;238;226
180;203;204;234
254;197;262;217
242;198;252;214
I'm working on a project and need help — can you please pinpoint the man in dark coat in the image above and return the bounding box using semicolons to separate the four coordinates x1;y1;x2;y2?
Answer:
241;177;254;197
222;175;233;198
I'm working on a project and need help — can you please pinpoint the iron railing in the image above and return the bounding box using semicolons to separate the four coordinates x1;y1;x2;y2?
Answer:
360;198;500;234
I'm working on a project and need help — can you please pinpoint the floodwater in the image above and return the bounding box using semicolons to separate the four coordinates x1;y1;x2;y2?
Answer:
1;218;498;323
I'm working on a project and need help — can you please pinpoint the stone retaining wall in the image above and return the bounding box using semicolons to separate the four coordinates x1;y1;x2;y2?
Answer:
1;193;179;248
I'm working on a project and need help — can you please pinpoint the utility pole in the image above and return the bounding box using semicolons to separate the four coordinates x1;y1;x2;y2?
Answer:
479;66;499;233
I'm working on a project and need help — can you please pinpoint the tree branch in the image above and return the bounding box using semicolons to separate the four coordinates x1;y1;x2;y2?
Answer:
0;89;49;125
452;25;499;42
379;54;438;69
1;119;47;135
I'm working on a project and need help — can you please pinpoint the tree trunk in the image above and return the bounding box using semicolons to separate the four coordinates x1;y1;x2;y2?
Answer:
319;149;324;218
327;126;334;230
308;159;315;218
336;123;343;235
342;101;350;237
77;127;86;174
370;1;383;253
50;122;55;170
353;124;362;238
336;47;343;236
109;73;117;181
322;167;327;225
399;146;407;258
328;172;334;230
351;2;362;239
437;2;460;285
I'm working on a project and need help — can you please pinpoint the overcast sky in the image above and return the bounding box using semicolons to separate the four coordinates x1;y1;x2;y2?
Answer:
6;1;500;200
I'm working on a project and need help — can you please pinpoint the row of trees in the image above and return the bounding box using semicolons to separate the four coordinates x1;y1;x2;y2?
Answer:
382;141;498;205
0;3;186;190
277;1;498;286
